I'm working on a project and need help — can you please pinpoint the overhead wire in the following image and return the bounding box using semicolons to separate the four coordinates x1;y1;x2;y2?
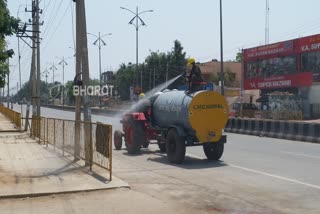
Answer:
42;1;72;52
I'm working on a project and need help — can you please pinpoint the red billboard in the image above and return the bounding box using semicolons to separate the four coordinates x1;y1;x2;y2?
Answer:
298;34;320;53
244;72;313;90
244;40;294;61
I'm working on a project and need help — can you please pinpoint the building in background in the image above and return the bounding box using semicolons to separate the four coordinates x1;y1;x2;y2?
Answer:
243;33;320;119
101;71;115;85
199;60;259;108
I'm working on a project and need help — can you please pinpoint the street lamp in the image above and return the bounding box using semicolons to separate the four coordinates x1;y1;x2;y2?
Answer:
120;6;153;92
87;32;112;85
56;56;73;107
88;32;112;108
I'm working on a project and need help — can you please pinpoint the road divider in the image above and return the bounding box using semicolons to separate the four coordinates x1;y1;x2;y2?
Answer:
225;118;319;144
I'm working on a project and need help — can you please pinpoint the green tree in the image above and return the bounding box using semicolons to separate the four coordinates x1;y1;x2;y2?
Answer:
114;63;135;100
65;80;75;105
235;51;243;62
0;0;18;87
13;81;50;102
113;40;187;100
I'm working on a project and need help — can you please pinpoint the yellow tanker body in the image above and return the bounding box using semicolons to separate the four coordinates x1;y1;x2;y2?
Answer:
151;90;229;163
114;88;230;164
153;90;229;143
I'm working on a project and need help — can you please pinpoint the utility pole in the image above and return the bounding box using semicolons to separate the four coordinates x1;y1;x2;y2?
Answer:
7;58;9;108
219;0;224;96
74;0;81;160
18;37;23;117
50;62;57;83
74;0;91;165
265;0;270;45
35;0;41;117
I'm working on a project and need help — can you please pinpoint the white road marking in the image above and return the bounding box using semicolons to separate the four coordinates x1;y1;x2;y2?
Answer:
281;151;320;160
186;153;320;190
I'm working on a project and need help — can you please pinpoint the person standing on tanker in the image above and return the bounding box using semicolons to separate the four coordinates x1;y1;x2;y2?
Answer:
185;57;204;92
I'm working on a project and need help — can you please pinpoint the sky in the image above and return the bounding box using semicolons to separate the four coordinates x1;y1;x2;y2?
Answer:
5;0;320;95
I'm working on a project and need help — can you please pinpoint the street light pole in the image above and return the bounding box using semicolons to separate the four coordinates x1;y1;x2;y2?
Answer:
120;6;153;92
220;0;224;96
57;56;72;107
88;32;111;107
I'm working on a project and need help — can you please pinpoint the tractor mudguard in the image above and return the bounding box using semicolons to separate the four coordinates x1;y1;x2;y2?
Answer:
130;112;147;121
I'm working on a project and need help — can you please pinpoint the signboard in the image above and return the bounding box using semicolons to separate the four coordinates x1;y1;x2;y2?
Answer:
298;34;320;53
244;40;294;60
244;72;313;90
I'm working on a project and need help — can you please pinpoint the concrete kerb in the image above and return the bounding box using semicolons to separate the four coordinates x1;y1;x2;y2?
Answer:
225;119;231;132
225;118;319;144
0;186;130;200
304;123;315;142
313;124;320;144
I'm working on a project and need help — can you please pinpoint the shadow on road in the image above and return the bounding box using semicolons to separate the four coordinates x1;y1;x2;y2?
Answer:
119;148;227;170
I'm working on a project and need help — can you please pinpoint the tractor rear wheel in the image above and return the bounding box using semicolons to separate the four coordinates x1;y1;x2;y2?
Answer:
125;119;144;154
203;142;224;160
166;129;186;164
114;130;123;150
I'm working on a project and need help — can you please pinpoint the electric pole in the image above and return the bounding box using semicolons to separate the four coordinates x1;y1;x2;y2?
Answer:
265;0;270;45
19;0;42;117
35;0;41;117
7;58;9;108
18;37;23;117
74;0;92;164
219;0;224;96
50;62;57;83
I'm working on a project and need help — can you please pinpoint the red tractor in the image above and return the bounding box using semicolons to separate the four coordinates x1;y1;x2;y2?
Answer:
114;89;229;164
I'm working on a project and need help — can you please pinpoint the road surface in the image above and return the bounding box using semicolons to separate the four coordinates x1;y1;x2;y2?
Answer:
13;104;320;214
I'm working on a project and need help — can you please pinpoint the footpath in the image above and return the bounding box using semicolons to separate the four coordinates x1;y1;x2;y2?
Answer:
0;112;180;214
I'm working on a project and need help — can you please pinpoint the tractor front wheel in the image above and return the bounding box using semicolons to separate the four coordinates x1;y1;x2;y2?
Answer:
114;130;123;150
125;119;145;154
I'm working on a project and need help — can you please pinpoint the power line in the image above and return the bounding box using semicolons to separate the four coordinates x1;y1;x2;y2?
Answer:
41;0;62;38
42;1;72;52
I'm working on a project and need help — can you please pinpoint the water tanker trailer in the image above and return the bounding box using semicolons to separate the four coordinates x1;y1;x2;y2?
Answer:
114;89;229;164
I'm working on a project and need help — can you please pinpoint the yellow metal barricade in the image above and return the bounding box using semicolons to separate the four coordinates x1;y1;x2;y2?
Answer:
0;105;22;129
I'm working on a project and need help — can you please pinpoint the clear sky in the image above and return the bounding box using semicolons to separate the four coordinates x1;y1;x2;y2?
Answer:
6;0;320;94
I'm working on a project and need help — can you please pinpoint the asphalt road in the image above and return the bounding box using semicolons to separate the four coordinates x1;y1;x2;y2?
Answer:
13;104;320;214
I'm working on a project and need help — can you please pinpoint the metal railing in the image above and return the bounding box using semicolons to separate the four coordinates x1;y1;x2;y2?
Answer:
0;105;22;128
31;116;113;180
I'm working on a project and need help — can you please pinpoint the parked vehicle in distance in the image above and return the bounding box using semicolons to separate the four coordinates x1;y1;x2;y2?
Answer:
231;102;258;118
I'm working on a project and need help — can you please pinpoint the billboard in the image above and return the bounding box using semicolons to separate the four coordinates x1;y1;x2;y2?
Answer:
244;40;294;61
244;72;313;90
